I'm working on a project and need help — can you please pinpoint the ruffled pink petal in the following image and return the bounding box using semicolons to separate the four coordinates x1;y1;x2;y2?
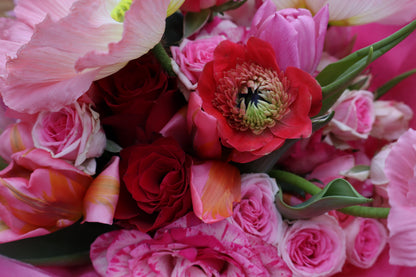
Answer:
83;157;120;224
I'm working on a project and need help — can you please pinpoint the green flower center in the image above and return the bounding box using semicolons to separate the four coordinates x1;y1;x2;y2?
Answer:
111;0;132;22
213;62;292;135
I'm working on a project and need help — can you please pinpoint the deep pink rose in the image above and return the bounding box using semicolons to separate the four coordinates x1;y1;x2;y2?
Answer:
370;100;413;141
250;0;328;74
326;90;375;142
91;213;291;277
115;137;193;233
344;217;387;269
91;54;184;147
198;37;322;162
231;173;286;245
32;102;106;174
279;215;346;277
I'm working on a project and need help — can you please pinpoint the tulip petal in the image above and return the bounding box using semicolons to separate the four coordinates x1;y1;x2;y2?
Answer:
83;157;120;224
0;122;34;162
190;161;241;223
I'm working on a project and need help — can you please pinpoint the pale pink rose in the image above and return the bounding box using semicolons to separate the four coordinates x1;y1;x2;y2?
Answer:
385;128;416;266
344;217;387;269
171;36;225;90
225;0;264;26
370;100;413;141
250;0;328;74
0;0;170;114
279;214;346;277
91;213;292;277
193;16;249;43
230;173;286;245
370;144;393;198
32;102;106;174
326;90;375;141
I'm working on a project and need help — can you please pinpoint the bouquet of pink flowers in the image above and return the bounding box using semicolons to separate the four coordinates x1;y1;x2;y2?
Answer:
0;0;415;276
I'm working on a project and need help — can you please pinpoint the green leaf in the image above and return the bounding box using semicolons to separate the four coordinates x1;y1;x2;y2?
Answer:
105;139;122;153
183;9;211;38
211;0;247;13
275;178;372;220
0;156;8;171
316;19;416;115
0;222;117;266
374;68;416;99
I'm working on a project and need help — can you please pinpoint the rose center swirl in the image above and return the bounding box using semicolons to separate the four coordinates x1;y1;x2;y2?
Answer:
213;62;293;135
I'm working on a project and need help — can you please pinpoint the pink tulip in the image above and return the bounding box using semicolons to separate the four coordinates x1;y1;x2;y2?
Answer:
190;160;241;223
250;0;329;74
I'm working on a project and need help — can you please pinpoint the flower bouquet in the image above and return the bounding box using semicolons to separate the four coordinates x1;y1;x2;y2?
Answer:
0;0;415;276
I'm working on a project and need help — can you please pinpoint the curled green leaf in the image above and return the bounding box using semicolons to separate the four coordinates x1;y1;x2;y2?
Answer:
275;178;372;220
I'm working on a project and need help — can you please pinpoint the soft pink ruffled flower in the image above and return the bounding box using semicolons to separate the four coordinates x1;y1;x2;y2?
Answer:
250;0;329;74
0;0;170;114
385;128;416;266
326;90;375;142
230;173;286;245
279;214;346;277
90;213;291;277
344;217;387;269
370;100;413;141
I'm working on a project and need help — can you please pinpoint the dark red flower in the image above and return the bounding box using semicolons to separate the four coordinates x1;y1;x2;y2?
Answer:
115;137;193;232
90;53;185;147
197;37;322;162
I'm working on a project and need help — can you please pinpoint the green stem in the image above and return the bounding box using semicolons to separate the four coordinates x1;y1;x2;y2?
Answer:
270;169;390;219
151;42;175;77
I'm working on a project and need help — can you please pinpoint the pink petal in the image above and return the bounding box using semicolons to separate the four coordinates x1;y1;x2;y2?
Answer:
0;122;34;162
83;157;120;224
190;161;241;223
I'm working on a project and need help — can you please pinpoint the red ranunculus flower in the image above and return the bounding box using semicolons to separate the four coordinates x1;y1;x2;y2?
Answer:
115;137;193;233
198;37;322;162
90;53;185;147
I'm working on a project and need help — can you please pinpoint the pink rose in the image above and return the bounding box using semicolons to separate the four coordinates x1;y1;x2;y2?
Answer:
279;214;346;277
193;16;249;43
370;100;413;141
171;36;225;90
326;90;375;141
250;0;328;74
370;144;393;198
91;213;291;276
344;217;387;269
32;102;106;174
231;173;286;245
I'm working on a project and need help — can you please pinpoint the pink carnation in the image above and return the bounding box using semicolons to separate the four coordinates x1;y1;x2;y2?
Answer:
231;173;286;245
91;213;291;277
279;214;346;277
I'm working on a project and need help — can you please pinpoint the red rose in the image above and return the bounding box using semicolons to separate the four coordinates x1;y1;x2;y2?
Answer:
90;53;185;147
197;37;322;162
115;137;193;232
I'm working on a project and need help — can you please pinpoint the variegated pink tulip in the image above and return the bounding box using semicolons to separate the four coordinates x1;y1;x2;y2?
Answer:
0;149;120;242
190;160;241;223
0;0;170;114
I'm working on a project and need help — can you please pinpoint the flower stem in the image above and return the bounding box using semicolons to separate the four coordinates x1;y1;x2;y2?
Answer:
271;169;390;219
152;42;175;77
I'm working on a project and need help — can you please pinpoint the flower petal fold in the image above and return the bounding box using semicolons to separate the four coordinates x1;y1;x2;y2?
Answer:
190;161;241;223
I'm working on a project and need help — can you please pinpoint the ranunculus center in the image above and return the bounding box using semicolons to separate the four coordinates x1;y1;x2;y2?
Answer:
213;62;291;135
